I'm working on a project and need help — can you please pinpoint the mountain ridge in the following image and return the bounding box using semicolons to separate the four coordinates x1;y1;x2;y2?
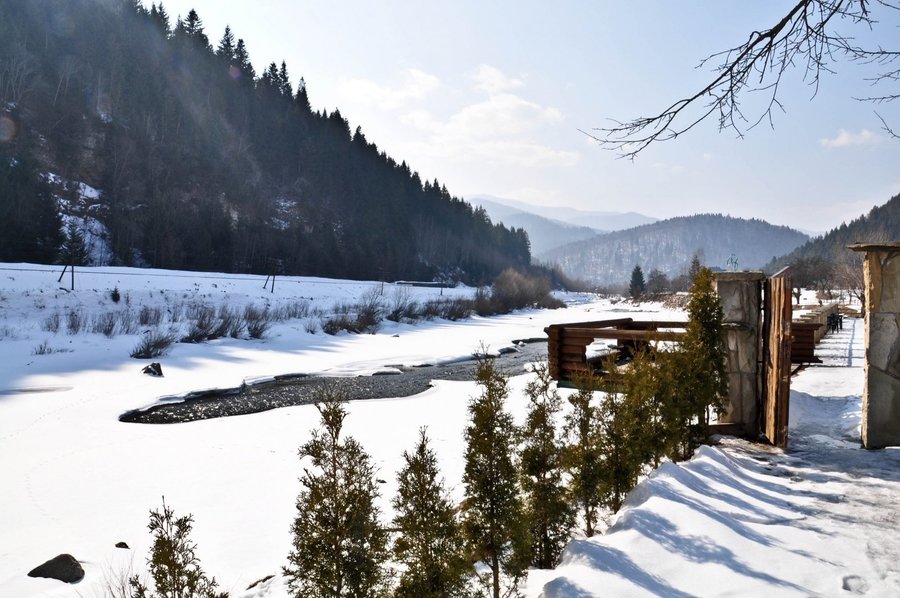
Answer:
770;192;900;270
541;213;809;287
469;194;657;231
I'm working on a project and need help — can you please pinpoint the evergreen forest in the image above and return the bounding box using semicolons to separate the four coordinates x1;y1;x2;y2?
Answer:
770;193;900;269
0;0;531;283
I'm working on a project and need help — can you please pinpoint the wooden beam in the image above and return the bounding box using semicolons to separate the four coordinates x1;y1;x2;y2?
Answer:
544;317;635;332
563;328;686;342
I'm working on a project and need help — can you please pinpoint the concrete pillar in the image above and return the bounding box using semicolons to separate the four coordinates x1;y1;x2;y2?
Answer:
849;242;900;449
714;272;766;436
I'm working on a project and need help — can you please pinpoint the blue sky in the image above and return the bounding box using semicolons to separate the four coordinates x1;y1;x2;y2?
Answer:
150;1;900;232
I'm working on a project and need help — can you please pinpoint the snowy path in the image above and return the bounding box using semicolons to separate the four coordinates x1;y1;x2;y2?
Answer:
528;318;900;597
786;318;900;594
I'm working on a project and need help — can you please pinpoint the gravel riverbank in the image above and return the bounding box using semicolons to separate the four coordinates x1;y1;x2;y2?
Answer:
121;340;548;424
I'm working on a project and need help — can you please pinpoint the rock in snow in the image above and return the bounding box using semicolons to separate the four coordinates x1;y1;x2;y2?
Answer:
27;554;84;583
141;362;163;377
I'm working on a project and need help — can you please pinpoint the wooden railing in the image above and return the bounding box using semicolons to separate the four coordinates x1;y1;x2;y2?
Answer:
790;303;838;364
544;318;687;384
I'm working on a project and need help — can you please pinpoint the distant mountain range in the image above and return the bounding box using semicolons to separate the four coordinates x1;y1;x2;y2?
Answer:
467;195;656;255
540;214;809;287
770;192;900;269
470;195;657;230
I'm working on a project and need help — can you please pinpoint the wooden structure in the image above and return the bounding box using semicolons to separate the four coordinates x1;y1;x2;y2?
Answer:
790;322;822;364
545;269;795;448
544;318;687;383
762;268;792;448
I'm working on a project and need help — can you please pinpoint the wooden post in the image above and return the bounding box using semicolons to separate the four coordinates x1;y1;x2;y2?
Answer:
262;258;279;294
57;262;75;291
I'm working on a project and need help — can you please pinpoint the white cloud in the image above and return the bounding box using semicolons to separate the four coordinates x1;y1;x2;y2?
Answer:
448;94;562;139
818;128;883;148
470;140;580;167
472;64;524;95
342;65;577;170
338;68;440;110
401;137;580;168
399;109;441;133
397;92;576;168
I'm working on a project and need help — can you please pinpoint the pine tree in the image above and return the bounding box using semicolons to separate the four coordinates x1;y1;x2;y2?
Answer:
619;350;668;468
129;498;226;598
215;25;235;63
284;387;389;598
182;9;209;48
657;266;728;460
392;428;471;598
562;377;604;537
296;77;311;110
596;382;644;513
462;358;528;598
519;363;574;569
259;62;280;94
688;253;703;282
60;220;89;266
683;266;728;434
234;39;255;80
149;3;171;36
278;60;292;99
629;265;645;299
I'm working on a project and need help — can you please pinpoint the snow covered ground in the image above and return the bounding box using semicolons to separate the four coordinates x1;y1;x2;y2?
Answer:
1;263;896;597
527;315;900;597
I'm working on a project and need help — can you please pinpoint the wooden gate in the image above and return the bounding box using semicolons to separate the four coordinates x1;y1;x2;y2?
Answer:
762;267;792;448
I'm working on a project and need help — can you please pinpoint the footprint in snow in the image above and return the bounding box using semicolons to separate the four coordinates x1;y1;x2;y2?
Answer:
842;575;869;594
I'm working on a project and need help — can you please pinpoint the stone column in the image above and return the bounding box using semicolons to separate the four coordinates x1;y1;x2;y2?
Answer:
714;272;766;435
849;242;900;449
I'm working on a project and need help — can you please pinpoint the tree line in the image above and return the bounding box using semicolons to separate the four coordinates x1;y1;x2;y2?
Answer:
768;192;900;312
542;214;809;288
0;0;530;284
126;268;727;598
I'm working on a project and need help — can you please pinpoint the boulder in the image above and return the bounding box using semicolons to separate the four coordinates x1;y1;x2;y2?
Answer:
115;541;129;549
141;362;163;377
27;553;84;583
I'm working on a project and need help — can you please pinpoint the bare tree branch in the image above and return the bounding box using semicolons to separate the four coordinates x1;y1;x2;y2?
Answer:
591;0;900;158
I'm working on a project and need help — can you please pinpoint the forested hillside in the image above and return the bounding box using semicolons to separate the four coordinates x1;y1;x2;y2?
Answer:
0;0;530;283
541;214;808;287
770;193;900;269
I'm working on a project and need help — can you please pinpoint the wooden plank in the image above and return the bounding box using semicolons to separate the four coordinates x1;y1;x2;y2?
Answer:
625;320;690;329
763;271;792;449
559;336;604;345
564;328;686;342
558;342;600;350
545;318;634;332
559;357;589;366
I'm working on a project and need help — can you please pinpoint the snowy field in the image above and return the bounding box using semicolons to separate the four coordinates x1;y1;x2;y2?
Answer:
1;263;897;597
